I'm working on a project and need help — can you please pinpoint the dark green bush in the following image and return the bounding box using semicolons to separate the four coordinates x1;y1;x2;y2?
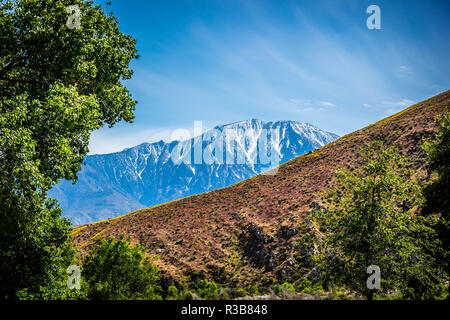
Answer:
194;279;219;300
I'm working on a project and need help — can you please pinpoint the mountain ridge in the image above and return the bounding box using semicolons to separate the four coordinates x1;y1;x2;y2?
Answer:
51;119;338;224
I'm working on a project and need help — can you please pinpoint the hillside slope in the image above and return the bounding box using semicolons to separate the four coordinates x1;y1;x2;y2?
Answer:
72;90;450;287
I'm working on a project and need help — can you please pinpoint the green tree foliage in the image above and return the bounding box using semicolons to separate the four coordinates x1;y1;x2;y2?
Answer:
422;112;450;291
312;142;446;299
0;0;138;298
167;285;179;300
194;279;219;300
82;236;161;300
274;282;296;298
423;112;450;216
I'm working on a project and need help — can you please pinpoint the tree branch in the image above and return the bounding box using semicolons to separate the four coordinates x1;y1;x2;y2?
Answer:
0;57;28;79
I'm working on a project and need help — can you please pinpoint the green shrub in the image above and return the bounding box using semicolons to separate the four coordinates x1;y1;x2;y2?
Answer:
294;278;324;295
167;285;179;300
82;236;161;300
246;284;260;296
274;282;296;297
194;279;219;300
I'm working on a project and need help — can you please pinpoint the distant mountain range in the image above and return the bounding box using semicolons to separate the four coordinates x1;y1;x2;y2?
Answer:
50;119;339;224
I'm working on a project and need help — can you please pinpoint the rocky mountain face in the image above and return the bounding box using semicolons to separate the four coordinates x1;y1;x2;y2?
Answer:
50;119;338;224
71;90;449;287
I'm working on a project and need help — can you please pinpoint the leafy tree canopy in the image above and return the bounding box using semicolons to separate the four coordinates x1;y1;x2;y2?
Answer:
423;111;450;219
312;141;446;299
422;111;450;291
0;0;138;298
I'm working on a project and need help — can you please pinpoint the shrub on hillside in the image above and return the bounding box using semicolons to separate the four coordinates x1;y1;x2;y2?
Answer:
82;236;161;300
194;279;220;300
167;285;179;300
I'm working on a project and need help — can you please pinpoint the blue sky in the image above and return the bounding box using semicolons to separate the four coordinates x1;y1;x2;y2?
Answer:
88;0;450;154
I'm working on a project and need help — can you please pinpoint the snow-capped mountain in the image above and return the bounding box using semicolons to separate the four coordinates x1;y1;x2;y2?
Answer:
49;119;339;224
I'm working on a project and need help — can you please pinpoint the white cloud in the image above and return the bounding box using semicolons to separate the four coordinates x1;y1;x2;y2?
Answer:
316;100;336;107
362;103;371;108
287;98;336;112
398;65;413;75
384;108;403;116
377;98;415;116
381;99;415;107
